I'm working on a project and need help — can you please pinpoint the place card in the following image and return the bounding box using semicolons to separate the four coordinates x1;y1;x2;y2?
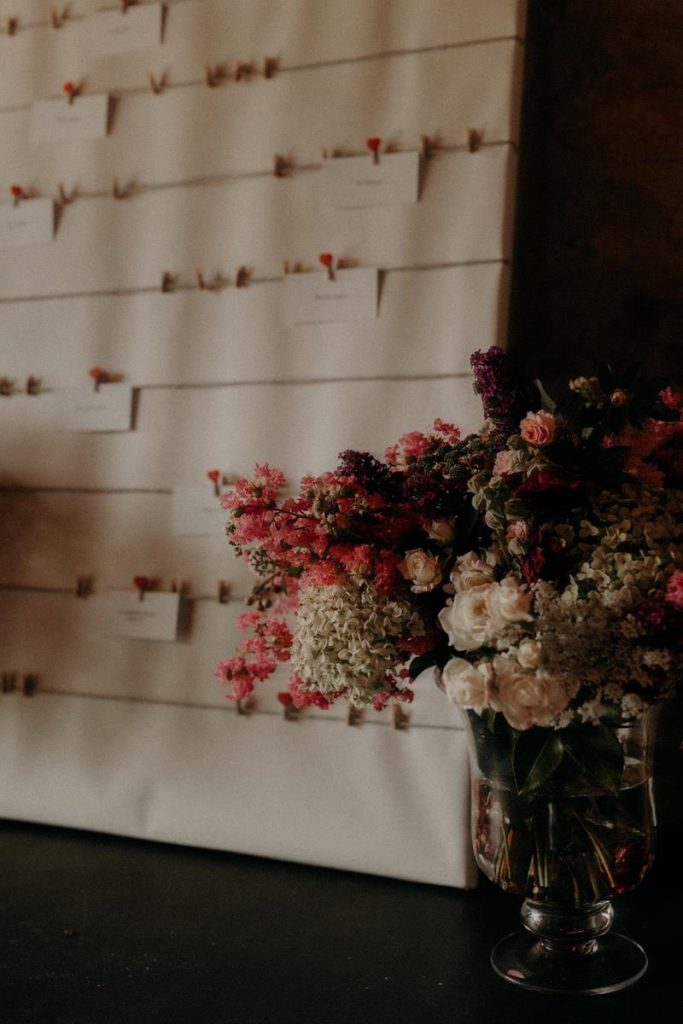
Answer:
64;384;133;433
106;591;181;642
85;3;163;58
172;486;228;537
320;152;420;208
284;268;378;325
0;199;54;250
30;94;110;147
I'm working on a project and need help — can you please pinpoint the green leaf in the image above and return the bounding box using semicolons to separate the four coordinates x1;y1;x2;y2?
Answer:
513;729;565;798
562;724;624;796
408;652;437;680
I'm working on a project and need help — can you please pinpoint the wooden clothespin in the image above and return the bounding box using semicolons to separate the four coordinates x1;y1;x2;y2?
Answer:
161;271;176;293
75;576;93;599
111;177;135;200
22;674;38;697
5;16;18;36
419;134;435;160
273;154;292;178
118;0;139;10
236;695;256;716
1;672;17;694
347;705;364;727
50;6;69;29
26;375;42;396
204;64;226;88
467;128;485;153
0;378;16;397
217;581;231;604
57;182;76;206
148;72;168;95
279;693;301;721
262;56;279;79
170;579;188;596
234;61;253;82
392;704;410;730
235;266;251;288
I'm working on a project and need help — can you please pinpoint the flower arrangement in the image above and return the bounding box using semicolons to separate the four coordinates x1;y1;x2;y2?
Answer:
215;348;683;734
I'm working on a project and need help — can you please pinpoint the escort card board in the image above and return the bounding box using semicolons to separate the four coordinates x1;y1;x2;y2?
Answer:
0;0;526;887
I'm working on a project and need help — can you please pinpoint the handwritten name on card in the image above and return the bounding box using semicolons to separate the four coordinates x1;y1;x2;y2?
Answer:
86;3;163;58
64;384;133;433
30;94;110;147
172;486;228;537
0;199;54;250
284;268;379;325
320;152;420;209
107;591;181;642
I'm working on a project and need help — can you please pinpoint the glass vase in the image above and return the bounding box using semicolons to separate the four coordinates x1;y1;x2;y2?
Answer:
462;706;660;995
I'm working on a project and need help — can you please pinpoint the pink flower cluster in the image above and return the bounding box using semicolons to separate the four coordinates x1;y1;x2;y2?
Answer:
214;610;293;701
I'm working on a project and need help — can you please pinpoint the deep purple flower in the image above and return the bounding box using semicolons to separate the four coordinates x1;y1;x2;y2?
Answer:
337;450;401;499
470;347;527;429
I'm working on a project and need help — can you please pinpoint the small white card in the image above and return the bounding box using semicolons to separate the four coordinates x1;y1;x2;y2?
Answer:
30;94;110;147
86;3;163;58
284;268;378;325
172;486;228;537
107;591;181;642
0;199;54;250
320;152;419;208
64;384;133;433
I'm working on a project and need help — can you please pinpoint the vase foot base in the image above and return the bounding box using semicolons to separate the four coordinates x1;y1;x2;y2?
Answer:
491;930;648;995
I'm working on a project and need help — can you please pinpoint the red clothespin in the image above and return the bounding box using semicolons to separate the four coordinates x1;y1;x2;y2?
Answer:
467;128;484;153
161;271;176;293
366;137;382;165
5;16;18;36
133;575;150;602
26;375;42;396
319;252;336;282
10;184;25;208
207;469;221;497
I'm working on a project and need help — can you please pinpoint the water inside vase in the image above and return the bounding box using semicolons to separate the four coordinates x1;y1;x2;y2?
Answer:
472;759;656;905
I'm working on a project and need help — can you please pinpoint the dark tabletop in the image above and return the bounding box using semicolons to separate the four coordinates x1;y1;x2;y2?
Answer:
0;820;679;1024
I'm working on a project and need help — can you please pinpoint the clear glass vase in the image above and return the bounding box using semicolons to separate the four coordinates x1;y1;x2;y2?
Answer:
462;706;660;994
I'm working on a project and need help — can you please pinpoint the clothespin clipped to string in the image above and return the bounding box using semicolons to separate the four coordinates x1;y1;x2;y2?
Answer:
319;252;336;281
57;182;77;207
233;61;253;82
467;128;485;153
1;672;17;694
262;56;279;79
75;576;93;598
235;266;251;288
170;579;188;596
161;271;176;293
204;64;227;88
22;674;38;697
62;80;83;105
347;705;364;727
10;184;26;208
111;177;136;201
392;703;410;730
217;580;231;604
133;575;151;601
118;0;139;10
5;16;18;36
366;137;382;165
273;154;292;178
148;72;168;95
26;375;42;396
278;692;301;721
419;134;436;161
0;378;16;397
236;694;256;716
50;6;69;29
89;366;122;391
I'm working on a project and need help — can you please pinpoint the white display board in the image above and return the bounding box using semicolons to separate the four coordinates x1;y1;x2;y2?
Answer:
0;0;526;888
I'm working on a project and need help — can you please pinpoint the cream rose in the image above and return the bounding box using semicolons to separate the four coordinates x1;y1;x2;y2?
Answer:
519;409;557;447
490;655;569;730
484;577;534;634
438;588;491;651
398;548;442;593
426;519;455;544
451;551;496;592
516;638;542;670
441;657;490;713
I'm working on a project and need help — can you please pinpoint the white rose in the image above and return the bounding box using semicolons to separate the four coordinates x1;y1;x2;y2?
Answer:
426;519;455;544
438;587;491;651
490;655;569;730
451;551;496;592
398;548;442;593
484;577;534;634
516;639;542;670
441;658;490;712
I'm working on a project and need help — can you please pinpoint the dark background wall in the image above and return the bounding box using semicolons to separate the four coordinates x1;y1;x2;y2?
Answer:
509;0;682;835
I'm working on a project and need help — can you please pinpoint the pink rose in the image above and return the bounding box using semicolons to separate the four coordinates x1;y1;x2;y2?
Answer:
398;549;442;593
493;450;514;476
519;410;557;447
506;520;529;541
665;571;683;611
